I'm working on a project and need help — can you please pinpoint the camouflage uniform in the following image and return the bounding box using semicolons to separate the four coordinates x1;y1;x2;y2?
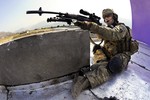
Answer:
72;9;133;98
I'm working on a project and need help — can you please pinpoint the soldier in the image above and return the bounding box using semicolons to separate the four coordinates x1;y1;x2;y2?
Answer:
71;8;138;98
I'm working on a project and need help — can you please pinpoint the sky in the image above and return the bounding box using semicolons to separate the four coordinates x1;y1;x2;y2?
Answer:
0;0;132;32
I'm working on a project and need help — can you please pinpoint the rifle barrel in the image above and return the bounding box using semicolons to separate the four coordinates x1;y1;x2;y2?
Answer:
26;10;64;16
26;7;65;16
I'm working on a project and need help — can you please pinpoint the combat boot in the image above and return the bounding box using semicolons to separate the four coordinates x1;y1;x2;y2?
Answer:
71;76;90;98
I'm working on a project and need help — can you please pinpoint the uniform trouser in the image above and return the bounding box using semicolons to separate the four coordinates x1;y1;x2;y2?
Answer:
86;53;130;88
71;53;131;97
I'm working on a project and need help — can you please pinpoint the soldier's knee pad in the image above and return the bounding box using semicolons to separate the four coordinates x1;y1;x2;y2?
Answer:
107;54;123;74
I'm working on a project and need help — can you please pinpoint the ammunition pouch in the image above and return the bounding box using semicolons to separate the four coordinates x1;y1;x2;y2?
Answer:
117;37;139;55
129;39;139;54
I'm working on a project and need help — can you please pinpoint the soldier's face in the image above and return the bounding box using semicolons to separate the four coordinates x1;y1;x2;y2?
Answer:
104;15;114;26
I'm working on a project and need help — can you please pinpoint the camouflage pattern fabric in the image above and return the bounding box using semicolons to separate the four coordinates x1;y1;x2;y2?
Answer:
72;22;132;98
90;22;130;57
86;23;131;88
93;49;107;64
71;52;130;98
86;53;130;88
71;76;90;98
90;22;128;41
86;60;110;88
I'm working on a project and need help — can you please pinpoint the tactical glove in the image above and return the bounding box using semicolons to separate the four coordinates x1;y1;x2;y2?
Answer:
74;21;92;30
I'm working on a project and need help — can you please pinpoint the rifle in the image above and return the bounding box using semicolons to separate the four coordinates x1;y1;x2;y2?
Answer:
47;17;72;25
26;7;102;25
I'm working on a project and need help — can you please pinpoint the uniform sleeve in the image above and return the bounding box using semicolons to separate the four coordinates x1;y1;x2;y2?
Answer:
89;22;127;41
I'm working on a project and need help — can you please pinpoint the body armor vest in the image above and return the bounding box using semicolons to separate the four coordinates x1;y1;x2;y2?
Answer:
117;25;131;53
103;24;132;59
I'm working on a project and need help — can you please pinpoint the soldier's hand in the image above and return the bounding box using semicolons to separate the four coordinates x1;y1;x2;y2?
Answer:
74;21;92;30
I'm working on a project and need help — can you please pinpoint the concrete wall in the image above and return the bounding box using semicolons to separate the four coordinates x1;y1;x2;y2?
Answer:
0;28;90;86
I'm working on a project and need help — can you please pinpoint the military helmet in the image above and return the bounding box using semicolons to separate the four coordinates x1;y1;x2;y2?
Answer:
102;8;114;18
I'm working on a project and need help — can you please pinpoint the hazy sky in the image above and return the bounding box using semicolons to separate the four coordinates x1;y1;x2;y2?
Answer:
0;0;132;32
